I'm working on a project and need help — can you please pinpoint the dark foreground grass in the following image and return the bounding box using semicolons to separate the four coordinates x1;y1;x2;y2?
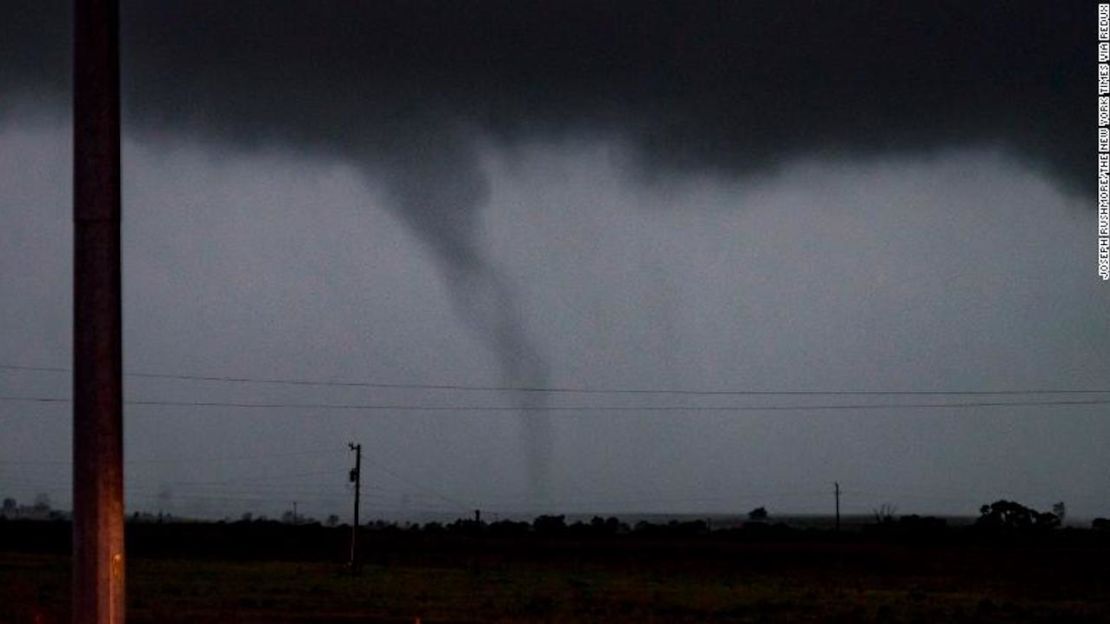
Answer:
2;540;1108;623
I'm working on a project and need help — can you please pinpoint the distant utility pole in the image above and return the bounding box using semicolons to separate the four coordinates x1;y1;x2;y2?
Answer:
834;482;841;533
348;442;361;573
73;0;125;623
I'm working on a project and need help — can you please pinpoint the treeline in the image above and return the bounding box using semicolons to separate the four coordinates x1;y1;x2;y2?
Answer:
2;499;1110;563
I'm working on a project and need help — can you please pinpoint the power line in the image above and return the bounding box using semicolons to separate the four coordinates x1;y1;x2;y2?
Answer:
1;394;1109;412
3;363;1108;397
0;448;339;465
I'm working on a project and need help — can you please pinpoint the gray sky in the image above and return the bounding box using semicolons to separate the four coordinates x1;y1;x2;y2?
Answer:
0;1;1107;522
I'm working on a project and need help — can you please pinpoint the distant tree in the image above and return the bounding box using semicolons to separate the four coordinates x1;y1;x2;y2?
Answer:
532;514;567;535
748;507;769;522
2;498;15;513
326;514;340;527
670;519;709;536
976;500;1059;530
1092;518;1110;531
896;515;947;532
240;512;253;522
590;516;625;535
873;503;897;525
32;493;51;513
1052;502;1066;524
488;519;530;537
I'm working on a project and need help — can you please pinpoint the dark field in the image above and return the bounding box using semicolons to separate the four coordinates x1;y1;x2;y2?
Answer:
2;520;1109;623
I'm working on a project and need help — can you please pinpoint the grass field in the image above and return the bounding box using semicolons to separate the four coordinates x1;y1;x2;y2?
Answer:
3;530;1109;623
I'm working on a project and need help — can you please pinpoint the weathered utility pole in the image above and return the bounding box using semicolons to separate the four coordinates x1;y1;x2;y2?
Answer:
73;0;124;622
834;482;841;533
348;442;361;573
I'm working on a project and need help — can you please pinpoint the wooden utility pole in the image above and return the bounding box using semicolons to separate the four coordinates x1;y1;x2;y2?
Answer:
834;482;841;533
73;0;124;622
348;443;361;572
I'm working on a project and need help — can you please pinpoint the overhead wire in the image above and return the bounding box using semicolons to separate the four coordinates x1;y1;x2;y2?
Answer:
3;362;1108;396
1;394;1108;412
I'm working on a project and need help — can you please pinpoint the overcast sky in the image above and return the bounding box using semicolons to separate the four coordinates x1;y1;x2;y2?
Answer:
1;1;1107;522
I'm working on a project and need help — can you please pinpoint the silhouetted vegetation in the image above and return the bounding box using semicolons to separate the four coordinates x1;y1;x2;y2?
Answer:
975;500;1061;531
872;503;898;524
0;494;67;521
2;509;1109;623
2;497;1106;566
3;497;1110;622
532;514;567;536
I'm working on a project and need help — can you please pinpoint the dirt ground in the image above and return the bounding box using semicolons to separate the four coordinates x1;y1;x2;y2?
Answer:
2;534;1108;623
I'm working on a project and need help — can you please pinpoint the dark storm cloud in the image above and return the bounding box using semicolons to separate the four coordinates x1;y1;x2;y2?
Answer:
1;0;1092;278
0;0;1091;499
0;1;1090;192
